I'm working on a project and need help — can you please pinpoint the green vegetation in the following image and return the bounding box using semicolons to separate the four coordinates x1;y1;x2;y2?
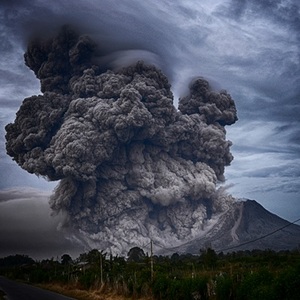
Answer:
1;248;300;299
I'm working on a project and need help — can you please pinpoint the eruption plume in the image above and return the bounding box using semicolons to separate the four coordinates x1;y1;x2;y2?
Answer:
5;26;237;254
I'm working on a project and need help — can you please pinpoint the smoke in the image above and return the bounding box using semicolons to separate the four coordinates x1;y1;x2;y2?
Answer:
5;26;237;254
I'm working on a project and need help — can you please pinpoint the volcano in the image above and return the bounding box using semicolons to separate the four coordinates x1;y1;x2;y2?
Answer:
165;199;300;254
6;27;299;256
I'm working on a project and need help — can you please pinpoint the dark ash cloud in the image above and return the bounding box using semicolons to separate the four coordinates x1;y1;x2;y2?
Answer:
2;0;300;254
5;27;237;254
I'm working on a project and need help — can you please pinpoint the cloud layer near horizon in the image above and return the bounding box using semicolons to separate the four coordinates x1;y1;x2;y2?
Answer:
0;188;84;259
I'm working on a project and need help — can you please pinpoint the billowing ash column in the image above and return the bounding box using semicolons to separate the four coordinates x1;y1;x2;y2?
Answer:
6;26;237;254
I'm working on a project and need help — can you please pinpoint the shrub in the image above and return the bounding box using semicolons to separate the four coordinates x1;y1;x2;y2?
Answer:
152;274;208;300
275;263;300;300
216;274;234;300
236;268;276;300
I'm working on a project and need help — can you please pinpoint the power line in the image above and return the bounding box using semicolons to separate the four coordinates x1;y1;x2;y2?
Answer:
151;240;187;255
140;217;300;256
218;217;300;253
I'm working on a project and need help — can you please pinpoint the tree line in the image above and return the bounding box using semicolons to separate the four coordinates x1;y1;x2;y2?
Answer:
0;248;300;300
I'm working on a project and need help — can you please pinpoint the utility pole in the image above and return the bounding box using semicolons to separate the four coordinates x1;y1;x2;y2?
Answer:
100;252;103;285
150;239;154;281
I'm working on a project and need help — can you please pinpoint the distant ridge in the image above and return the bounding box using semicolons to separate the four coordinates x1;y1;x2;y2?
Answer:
162;199;300;254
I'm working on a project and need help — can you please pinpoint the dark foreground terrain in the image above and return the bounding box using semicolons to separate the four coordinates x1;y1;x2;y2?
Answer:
1;248;300;300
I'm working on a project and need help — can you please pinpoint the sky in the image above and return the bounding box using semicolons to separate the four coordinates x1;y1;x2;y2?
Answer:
0;0;299;259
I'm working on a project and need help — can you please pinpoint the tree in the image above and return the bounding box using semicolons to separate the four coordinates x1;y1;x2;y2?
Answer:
171;253;180;262
87;249;101;265
61;254;72;265
0;254;35;267
201;248;218;269
127;247;146;262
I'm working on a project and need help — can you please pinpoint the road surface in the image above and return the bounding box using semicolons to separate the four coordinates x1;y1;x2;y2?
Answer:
0;276;77;300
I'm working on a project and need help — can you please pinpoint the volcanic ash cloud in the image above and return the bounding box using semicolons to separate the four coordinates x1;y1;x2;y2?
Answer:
5;27;238;254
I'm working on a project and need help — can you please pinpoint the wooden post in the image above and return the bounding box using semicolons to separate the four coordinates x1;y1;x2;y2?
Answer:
150;239;154;281
100;253;103;285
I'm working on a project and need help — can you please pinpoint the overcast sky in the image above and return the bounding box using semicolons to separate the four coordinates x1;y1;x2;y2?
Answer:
0;0;299;259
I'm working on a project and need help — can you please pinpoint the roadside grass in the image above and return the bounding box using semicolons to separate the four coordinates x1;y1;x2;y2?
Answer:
38;283;152;300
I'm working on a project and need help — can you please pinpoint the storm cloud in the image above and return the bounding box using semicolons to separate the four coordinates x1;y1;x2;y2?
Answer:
5;27;237;253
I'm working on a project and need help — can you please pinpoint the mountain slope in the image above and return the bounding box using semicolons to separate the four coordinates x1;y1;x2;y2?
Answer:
164;199;300;254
